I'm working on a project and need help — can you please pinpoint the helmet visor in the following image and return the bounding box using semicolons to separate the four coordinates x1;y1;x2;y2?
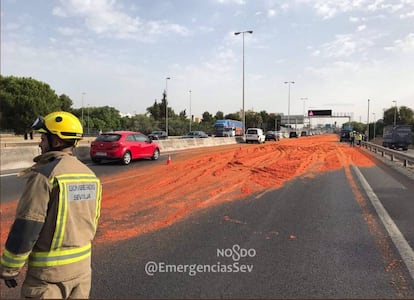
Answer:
31;116;49;133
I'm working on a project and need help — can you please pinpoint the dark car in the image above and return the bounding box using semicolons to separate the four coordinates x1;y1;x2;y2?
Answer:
148;131;168;140
289;131;298;138
265;131;279;141
90;131;160;165
339;129;351;142
182;131;209;138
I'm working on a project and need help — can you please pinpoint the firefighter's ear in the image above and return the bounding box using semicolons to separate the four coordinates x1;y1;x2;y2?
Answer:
50;135;65;148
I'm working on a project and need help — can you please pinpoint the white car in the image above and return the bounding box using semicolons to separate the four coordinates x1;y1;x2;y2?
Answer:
245;128;265;144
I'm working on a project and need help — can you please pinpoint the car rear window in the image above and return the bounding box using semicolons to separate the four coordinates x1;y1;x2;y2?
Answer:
247;129;258;134
95;134;121;142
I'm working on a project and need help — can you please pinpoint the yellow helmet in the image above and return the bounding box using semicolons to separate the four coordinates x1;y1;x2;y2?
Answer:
31;111;83;140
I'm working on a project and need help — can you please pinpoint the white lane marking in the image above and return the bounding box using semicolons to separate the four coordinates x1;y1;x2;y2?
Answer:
0;173;18;178
353;165;414;281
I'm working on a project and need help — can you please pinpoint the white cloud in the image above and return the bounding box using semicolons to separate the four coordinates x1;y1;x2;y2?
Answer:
306;0;414;19
267;9;277;17
312;49;321;56
53;0;191;40
357;24;366;31
313;30;381;59
198;26;215;33
216;0;246;4
145;21;191;37
400;10;414;18
318;34;358;57
280;3;290;12
56;26;80;36
384;33;414;52
52;6;67;17
349;16;359;22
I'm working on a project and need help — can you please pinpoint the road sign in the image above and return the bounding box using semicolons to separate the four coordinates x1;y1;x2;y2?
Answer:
308;110;332;116
280;115;304;125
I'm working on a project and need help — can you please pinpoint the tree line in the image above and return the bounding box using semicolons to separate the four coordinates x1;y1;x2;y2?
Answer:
1;75;413;138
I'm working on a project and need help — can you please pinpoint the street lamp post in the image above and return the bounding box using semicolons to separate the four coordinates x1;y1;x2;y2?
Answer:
81;92;86;127
372;112;376;142
392;100;397;126
367;99;370;141
234;30;253;138
87;104;90;135
189;90;192;132
165;77;170;136
284;81;295;129
300;97;308;129
300;97;308;116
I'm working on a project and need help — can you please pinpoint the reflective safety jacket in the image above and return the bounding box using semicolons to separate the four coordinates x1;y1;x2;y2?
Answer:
1;151;102;282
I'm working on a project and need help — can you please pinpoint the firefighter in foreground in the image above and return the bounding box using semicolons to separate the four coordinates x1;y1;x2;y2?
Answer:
0;111;102;298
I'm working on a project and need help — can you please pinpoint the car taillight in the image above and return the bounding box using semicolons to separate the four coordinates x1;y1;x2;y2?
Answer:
112;142;120;148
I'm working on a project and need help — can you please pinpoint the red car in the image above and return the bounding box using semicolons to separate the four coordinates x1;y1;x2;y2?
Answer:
90;131;160;165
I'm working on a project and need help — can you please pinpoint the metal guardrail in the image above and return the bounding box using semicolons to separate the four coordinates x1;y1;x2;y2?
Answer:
361;141;414;168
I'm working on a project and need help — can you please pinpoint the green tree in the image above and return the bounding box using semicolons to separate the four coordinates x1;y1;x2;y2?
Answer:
383;107;398;125
120;114;156;134
215;111;224;120
246;111;263;128
146;99;162;120
399;106;414;124
169;118;188;136
200;111;214;134
201;111;214;123
383;105;413;126
224;113;241;121
0;75;62;134
266;113;280;131
58;94;74;112
72;106;121;132
179;109;187;120
259;110;270;131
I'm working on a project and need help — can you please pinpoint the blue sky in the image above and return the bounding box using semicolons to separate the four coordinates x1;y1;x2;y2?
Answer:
1;0;413;124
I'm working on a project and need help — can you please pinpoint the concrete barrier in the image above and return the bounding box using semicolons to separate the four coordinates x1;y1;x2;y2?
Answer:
1;146;41;171
1;137;241;172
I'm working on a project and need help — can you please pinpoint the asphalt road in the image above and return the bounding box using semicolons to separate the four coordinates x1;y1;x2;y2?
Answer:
88;162;414;299
1;142;414;299
0;155;170;203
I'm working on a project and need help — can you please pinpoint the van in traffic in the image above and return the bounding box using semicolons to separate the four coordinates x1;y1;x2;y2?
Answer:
245;128;265;144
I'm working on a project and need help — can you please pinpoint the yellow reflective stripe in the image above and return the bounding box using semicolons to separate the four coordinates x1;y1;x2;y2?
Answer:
1;249;30;268
55;174;99;181
51;179;67;250
29;244;91;267
94;181;102;229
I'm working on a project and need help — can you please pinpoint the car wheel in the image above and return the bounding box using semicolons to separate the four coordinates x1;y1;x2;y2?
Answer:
122;151;132;165
92;158;101;164
152;149;160;160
